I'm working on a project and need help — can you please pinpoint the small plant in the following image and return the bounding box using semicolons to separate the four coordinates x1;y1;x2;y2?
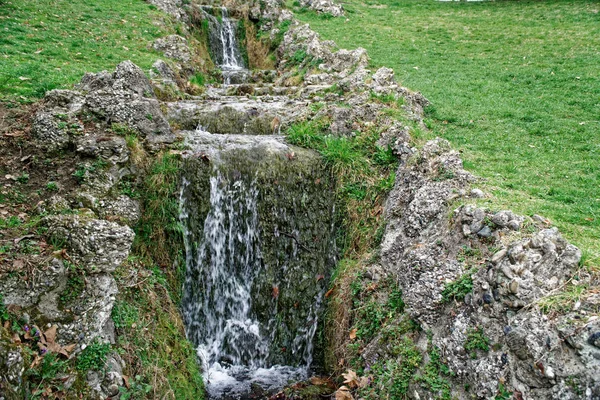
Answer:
0;216;22;229
441;270;474;303
112;301;139;329
59;264;85;307
0;294;10;322
120;375;152;400
433;166;455;182
464;327;490;358
495;382;511;400
415;344;452;400
111;123;138;137
17;172;30;183
189;72;205;87
26;352;67;382
387;288;405;312
45;181;59;191
76;341;111;372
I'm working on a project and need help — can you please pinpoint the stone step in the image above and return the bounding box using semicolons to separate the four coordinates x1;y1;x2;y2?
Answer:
166;97;310;134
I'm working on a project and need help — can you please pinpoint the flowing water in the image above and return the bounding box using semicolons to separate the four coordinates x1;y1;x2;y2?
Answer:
202;7;249;85
179;129;336;399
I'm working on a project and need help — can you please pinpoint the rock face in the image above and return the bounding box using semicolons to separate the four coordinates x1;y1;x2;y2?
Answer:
152;34;192;63
379;138;599;399
32;61;172;153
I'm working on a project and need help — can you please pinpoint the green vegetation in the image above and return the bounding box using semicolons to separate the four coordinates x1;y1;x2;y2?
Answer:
359;337;422;399
76;341;111;372
295;0;600;269
59;263;86;307
464;327;490;359
0;0;175;103
440;270;474;303
416;344;452;400
287;118;397;255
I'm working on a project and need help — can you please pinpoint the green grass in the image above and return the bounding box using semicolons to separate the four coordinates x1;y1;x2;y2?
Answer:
0;0;174;102
295;0;600;267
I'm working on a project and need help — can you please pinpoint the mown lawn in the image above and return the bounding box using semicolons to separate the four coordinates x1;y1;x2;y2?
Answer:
0;0;175;102
296;0;600;267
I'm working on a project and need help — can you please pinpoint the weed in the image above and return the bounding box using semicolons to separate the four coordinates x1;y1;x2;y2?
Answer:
416;344;452;400
45;181;59;192
112;301;139;330
495;382;512;400
464;327;490;359
189;72;206;87
0;216;22;229
59;262;85;307
76;341;111;372
17;172;29;183
441;270;474;303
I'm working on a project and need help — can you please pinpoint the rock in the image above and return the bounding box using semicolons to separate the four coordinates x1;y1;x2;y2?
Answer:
147;0;187;20
588;332;600;348
372;67;395;87
470;188;485;198
37;195;71;215
509;279;519;294
44;214;134;273
32;112;71;152
298;0;344;17
152;35;191;63
491;248;507;264
477;226;493;238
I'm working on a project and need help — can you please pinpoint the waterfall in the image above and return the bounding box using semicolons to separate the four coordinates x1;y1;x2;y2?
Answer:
203;7;248;85
179;130;337;399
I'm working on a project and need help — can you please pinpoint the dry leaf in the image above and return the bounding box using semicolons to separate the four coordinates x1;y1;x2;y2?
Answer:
342;370;359;388
272;286;279;299
309;376;330;386
349;328;357;340
123;375;130;388
325;288;334;298
334;386;354;400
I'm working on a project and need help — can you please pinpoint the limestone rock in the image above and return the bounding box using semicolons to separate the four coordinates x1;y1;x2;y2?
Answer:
299;0;344;17
44;214;134;273
152;35;191;63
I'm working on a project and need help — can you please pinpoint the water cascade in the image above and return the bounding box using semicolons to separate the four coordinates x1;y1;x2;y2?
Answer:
202;7;249;85
179;129;337;399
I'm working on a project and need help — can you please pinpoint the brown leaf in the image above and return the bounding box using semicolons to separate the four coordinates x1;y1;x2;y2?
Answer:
44;325;57;344
349;329;357;340
334;386;353;400
309;376;330;386
30;354;43;369
325;288;334;298
342;370;359;388
272;286;279;299
123;375;130;389
12;259;25;270
12;333;21;344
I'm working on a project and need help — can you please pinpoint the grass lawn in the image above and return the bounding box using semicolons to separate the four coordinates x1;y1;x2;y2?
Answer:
0;0;175;102
295;0;600;267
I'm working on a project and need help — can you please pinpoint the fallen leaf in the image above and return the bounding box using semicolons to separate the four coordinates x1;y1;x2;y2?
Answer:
342;370;359;388
309;376;330;386
272;286;279;299
18;76;30;81
316;274;324;282
123;375;130;388
334;386;353;400
325;288;334;298
349;328;357;340
12;259;25;270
